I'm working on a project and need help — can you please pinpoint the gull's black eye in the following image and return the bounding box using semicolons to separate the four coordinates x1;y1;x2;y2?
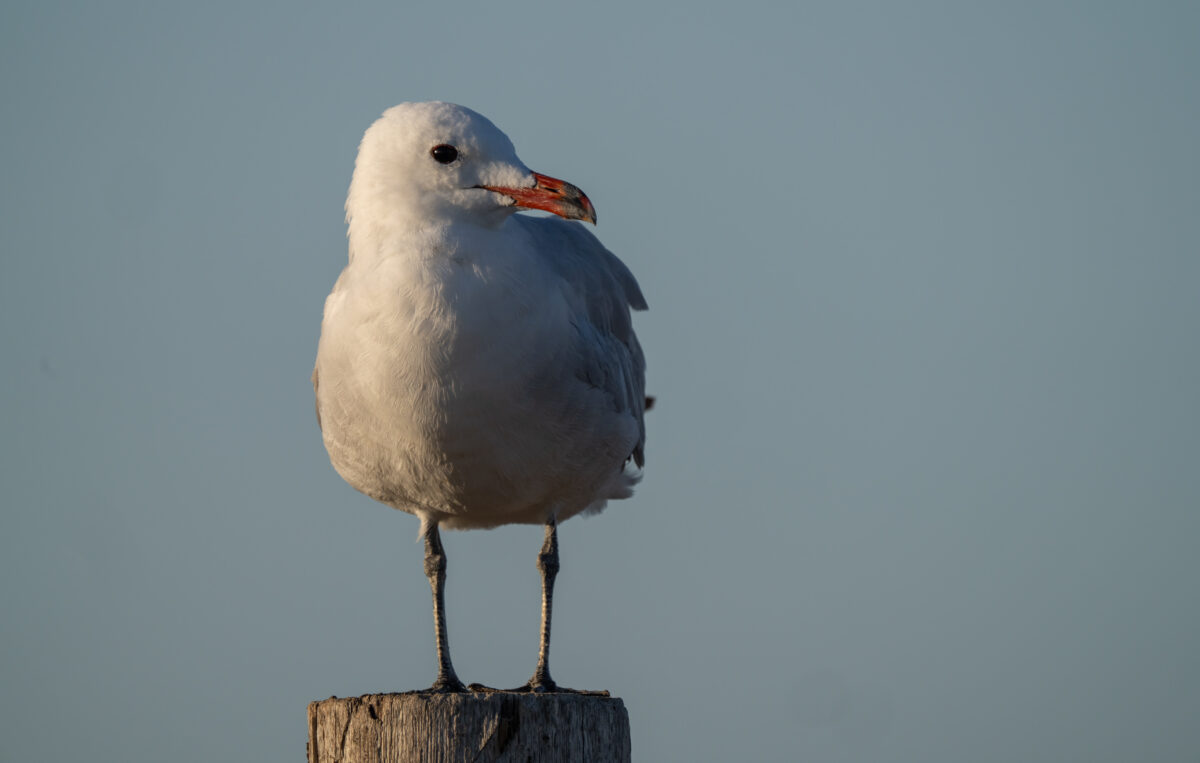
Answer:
430;144;459;164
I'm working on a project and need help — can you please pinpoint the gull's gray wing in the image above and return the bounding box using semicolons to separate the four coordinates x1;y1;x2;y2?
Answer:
517;215;648;467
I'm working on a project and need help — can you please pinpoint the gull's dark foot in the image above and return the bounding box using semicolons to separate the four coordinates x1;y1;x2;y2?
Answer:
465;678;607;695
502;675;610;696
424;676;468;693
521;674;559;693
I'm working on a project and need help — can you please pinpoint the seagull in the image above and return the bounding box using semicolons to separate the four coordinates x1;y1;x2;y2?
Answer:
313;102;648;693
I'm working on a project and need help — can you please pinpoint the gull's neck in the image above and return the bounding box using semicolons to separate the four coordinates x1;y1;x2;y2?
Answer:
345;180;516;267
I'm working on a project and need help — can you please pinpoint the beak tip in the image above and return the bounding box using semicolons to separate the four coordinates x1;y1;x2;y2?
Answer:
573;189;597;225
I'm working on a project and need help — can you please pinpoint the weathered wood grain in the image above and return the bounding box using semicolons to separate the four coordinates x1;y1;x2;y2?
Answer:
307;692;631;763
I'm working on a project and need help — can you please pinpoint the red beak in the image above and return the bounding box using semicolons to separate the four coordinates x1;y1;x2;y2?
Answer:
477;171;597;224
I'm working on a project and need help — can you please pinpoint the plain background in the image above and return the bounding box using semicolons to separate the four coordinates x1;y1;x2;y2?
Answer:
2;2;1198;761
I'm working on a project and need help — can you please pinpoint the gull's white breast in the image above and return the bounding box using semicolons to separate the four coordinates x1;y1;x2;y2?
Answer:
315;222;639;529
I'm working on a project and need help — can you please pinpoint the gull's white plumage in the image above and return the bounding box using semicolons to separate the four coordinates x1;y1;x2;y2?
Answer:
316;102;646;691
314;102;647;533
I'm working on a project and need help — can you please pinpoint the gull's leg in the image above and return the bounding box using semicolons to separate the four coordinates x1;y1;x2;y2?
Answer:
511;517;606;693
423;521;466;693
527;516;561;692
464;518;609;696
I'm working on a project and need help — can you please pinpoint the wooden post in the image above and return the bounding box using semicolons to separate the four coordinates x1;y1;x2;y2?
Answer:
307;692;631;763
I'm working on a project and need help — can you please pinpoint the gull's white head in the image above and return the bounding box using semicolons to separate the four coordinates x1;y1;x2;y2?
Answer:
347;102;595;242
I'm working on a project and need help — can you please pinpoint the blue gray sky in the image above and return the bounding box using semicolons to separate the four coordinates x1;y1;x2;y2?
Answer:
2;2;1198;761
